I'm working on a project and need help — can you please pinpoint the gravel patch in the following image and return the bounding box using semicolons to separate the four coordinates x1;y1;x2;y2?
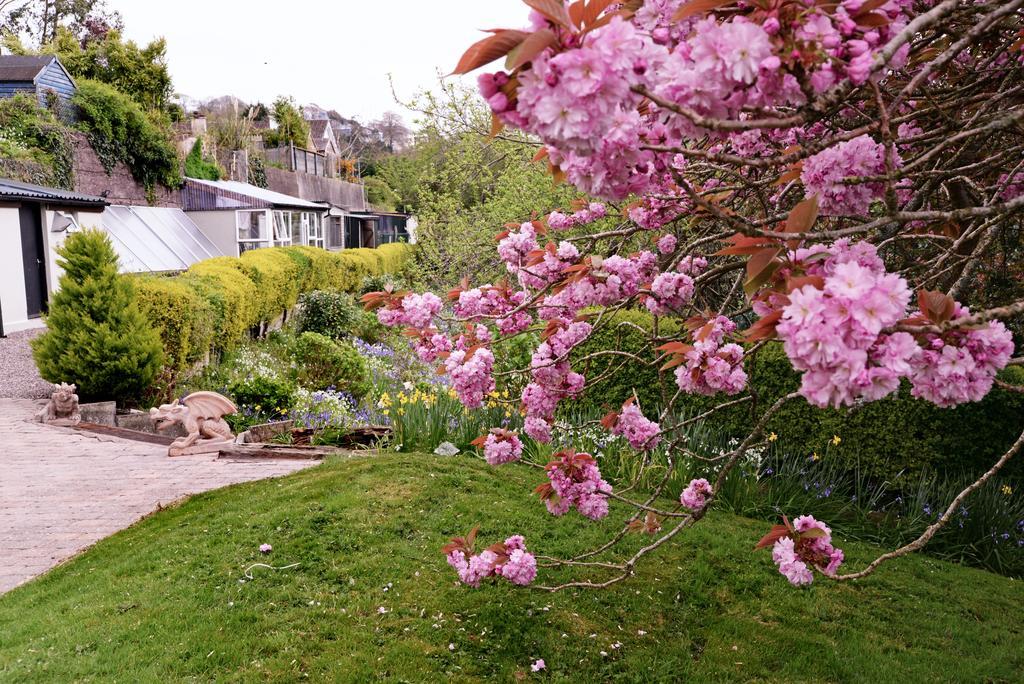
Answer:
0;329;52;399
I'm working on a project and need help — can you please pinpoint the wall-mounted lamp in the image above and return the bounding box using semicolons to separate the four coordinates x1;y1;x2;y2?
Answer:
51;213;80;233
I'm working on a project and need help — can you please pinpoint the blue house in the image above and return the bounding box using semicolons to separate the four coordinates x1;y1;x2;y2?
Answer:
0;55;77;109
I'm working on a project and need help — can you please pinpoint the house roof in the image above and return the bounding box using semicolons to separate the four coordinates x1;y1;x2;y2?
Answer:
0;55;60;82
182;178;326;211
104;205;224;273
308;119;335;152
0;178;108;208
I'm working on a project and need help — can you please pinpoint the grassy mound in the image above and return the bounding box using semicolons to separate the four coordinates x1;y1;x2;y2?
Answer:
1;454;1021;682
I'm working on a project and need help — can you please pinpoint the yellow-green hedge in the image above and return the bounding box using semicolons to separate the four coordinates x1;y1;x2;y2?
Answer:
134;275;216;375
132;243;414;381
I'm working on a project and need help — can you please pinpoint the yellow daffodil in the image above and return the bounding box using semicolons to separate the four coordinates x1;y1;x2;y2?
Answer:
811;452;820;462
1001;484;1013;496
768;432;778;442
397;407;405;416
831;435;842;446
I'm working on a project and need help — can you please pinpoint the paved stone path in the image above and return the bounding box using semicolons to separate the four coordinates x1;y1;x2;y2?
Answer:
0;400;316;594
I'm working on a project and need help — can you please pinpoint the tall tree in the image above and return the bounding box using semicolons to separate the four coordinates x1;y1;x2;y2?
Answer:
0;0;121;46
371;111;411;153
263;96;311;148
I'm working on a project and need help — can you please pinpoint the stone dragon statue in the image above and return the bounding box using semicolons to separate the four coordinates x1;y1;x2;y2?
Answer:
150;391;237;456
36;382;81;425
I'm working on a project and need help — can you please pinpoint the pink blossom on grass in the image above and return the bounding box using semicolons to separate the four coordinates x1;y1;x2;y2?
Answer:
680;478;713;512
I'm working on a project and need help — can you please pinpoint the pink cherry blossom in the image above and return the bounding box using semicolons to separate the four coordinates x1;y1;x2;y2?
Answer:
680;478;713;512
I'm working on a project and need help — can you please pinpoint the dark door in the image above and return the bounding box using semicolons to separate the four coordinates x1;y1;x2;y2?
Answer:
19;205;47;318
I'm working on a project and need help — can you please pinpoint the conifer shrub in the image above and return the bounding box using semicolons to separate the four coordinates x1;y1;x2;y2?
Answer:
31;230;163;404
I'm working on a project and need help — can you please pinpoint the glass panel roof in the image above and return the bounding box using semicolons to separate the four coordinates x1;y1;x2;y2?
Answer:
103;205;224;273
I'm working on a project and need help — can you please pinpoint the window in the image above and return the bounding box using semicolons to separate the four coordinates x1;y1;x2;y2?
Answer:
305;212;324;248
237;210;269;253
272;211;292;247
327;216;344;250
290;211;303;245
345;216;362;248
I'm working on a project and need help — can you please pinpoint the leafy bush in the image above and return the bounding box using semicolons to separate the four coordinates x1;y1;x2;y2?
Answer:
32;230;164;404
364;176;400;211
184;139;220;180
291;332;371;398
0;93;74;188
72;78;181;190
297;290;362;339
360;272;405;296
226;372;296;432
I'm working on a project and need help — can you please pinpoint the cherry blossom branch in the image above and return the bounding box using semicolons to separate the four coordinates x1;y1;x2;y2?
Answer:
831;427;1024;581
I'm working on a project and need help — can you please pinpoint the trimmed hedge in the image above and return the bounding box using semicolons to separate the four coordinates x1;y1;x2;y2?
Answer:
133;243;414;383
571;308;1024;483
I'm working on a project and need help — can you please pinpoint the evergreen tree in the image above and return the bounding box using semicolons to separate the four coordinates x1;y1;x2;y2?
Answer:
32;229;163;404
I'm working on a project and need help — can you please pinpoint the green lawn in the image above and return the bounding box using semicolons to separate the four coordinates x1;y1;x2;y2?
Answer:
1;453;1021;682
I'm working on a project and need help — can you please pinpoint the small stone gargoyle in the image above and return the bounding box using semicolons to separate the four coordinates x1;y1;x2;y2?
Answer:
150;391;237;457
36;382;81;426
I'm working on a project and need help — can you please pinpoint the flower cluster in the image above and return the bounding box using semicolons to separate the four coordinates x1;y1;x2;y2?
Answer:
522;320;591;443
445;534;537;588
607;400;661;451
511;16;666;156
801;135;896;216
376;292;444;329
909;305;1015;408
770;515;844;586
478;429;524;466
674;316;748;396
412;330;454;364
680;478;713;512
538;451;612;520
656;233;677;255
547;202;607;230
453;285;533;336
444;347;496;409
645;270;696;316
777;242;915;408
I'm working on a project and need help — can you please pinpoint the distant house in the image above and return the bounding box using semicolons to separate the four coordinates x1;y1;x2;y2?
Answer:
308;119;341;157
0;55;76;110
181;178;328;257
0;179;107;334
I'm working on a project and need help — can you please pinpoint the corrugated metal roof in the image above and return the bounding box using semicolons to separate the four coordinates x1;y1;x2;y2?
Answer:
0;55;54;82
0;178;107;207
182;178;325;211
103;205;224;273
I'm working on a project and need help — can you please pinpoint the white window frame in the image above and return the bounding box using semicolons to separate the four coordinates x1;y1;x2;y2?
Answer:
272;210;293;247
304;212;325;249
237;210;270;253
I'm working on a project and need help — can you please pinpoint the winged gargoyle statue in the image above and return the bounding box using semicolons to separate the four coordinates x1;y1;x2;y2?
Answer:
150;391;237;456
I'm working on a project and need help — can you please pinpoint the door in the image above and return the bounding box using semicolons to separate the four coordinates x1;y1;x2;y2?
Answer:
19;205;47;318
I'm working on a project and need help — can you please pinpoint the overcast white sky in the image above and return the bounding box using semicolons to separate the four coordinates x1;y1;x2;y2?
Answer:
114;0;528;124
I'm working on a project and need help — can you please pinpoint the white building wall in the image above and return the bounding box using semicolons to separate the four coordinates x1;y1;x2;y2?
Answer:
1;203;108;333
186;210;242;258
0;205;30;332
